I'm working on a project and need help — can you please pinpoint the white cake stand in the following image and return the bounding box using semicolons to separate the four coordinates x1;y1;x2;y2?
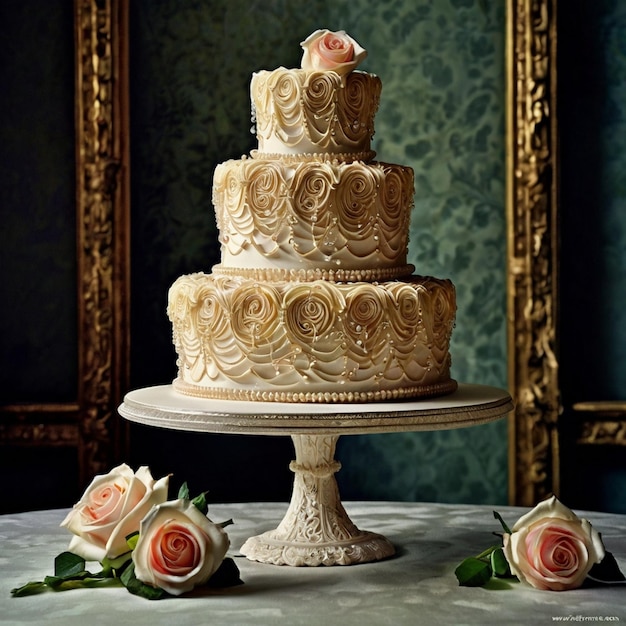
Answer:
118;383;512;567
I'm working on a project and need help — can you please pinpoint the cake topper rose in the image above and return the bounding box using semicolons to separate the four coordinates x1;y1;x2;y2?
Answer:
300;29;367;76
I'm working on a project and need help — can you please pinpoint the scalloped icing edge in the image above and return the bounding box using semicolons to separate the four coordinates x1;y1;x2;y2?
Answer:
212;264;416;283
172;377;458;404
249;149;376;164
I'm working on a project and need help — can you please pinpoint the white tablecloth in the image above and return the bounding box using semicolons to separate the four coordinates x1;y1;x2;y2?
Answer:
1;502;624;625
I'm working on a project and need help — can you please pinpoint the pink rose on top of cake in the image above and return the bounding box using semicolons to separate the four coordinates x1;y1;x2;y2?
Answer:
61;463;169;562
301;29;367;75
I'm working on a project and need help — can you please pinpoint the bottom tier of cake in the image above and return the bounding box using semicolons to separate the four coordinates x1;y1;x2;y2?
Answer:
168;271;457;403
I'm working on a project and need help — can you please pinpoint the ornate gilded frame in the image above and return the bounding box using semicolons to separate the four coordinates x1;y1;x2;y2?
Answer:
506;0;560;506
0;0;129;486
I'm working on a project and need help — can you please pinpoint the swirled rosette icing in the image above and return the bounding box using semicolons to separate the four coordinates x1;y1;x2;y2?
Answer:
289;160;340;259
378;163;413;258
230;283;282;350
214;158;289;258
168;273;456;402
339;71;377;143
213;157;413;270
251;69;381;155
282;282;346;383
342;284;390;383
334;165;381;256
424;278;457;366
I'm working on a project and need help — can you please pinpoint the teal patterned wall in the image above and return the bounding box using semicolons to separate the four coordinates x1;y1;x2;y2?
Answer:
327;1;508;504
128;0;508;504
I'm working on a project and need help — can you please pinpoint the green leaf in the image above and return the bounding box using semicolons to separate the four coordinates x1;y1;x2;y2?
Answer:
120;562;165;600
206;558;244;588
12;552;124;597
490;547;512;577
100;552;132;578
475;544;500;560
483;577;518;590
493;510;513;535
44;571;93;589
11;581;48;597
43;576;120;592
54;552;86;578
126;531;140;552
455;557;493;587
587;551;626;585
178;482;190;500
191;491;209;516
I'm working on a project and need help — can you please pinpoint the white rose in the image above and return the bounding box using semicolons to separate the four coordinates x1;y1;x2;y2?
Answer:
132;499;230;596
503;495;605;590
61;464;169;562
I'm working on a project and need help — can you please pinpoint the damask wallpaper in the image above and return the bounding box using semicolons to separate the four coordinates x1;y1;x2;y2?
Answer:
128;0;508;504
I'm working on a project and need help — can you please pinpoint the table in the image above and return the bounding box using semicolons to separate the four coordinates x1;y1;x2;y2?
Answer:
2;502;624;625
119;384;513;566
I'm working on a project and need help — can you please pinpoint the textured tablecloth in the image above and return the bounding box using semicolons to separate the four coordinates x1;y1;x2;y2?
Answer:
1;502;625;625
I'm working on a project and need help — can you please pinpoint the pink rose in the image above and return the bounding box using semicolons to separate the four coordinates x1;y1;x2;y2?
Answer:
132;499;230;596
61;464;169;562
300;29;367;75
503;495;605;590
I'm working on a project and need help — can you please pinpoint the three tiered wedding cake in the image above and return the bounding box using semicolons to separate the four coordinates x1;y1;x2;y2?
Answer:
167;30;457;403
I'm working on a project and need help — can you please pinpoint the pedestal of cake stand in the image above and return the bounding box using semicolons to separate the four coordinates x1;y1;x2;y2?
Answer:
240;433;393;566
119;384;513;566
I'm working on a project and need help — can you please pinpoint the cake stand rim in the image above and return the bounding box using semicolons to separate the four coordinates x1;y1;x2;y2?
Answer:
118;383;513;435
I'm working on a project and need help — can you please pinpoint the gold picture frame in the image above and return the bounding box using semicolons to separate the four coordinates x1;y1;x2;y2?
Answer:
0;0;130;487
506;0;560;506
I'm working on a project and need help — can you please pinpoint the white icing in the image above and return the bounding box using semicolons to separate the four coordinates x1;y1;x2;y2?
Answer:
168;273;456;402
213;157;414;272
251;69;381;156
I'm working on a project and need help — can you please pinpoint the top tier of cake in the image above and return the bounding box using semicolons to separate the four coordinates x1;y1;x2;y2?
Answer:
251;28;379;158
213;31;413;278
251;68;382;158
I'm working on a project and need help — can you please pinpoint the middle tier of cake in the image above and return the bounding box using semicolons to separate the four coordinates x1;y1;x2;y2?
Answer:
168;270;457;403
213;155;414;272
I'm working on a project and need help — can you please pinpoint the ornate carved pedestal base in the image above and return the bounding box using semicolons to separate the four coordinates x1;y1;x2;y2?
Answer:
240;434;395;566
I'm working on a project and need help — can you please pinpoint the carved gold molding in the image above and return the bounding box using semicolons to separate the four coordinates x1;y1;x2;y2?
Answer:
75;0;130;480
0;412;79;447
574;402;626;446
506;0;560;506
0;1;129;487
